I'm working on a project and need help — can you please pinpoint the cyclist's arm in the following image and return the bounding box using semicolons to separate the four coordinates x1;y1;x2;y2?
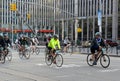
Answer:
57;40;61;49
100;38;106;47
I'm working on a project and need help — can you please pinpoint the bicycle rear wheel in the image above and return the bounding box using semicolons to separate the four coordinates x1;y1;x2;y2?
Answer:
87;54;94;66
24;49;30;59
55;54;63;67
45;53;53;66
100;54;110;68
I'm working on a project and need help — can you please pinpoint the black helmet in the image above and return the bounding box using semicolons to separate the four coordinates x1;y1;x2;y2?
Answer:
53;34;59;39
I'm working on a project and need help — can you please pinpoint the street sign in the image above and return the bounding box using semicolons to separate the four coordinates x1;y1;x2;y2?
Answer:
98;10;102;26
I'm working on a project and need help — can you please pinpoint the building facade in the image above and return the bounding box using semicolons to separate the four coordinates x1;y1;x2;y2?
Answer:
54;0;120;41
0;0;38;38
0;0;120;42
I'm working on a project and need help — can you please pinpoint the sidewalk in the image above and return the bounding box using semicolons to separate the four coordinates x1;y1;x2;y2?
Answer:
37;45;120;57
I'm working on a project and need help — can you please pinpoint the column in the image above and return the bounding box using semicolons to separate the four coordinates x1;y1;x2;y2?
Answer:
112;0;118;40
87;0;90;41
74;0;78;44
105;0;108;39
53;0;55;34
62;19;64;40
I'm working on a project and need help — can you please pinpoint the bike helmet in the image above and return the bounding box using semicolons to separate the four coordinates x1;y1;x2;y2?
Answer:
95;32;101;36
53;34;59;39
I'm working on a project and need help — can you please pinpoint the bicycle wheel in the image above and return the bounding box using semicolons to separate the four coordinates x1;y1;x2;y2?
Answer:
29;48;34;55
24;49;30;59
1;53;5;64
19;51;23;59
35;48;40;55
87;54;94;66
7;51;12;61
100;54;110;68
55;54;63;67
45;53;53;66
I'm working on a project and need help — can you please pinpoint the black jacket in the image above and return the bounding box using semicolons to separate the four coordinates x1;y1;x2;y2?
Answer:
91;38;106;48
4;38;12;47
0;36;6;48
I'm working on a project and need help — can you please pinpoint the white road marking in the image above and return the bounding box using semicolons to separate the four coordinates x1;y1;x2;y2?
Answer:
99;69;120;73
55;64;81;69
36;63;81;68
36;63;46;66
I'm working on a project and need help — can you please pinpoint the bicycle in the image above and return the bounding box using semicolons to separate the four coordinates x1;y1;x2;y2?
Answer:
0;47;6;64
4;47;12;61
29;46;40;55
45;49;63;67
87;48;110;68
19;45;30;59
61;44;72;55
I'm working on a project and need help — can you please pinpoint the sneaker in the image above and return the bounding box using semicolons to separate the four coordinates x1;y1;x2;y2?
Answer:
93;61;97;65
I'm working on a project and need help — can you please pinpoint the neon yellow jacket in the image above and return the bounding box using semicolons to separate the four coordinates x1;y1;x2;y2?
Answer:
48;38;61;49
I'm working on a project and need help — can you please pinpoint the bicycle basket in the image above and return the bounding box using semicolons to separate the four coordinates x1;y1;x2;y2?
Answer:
102;48;106;54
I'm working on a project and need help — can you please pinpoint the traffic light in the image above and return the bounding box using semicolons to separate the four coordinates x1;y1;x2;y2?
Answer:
27;14;31;19
10;3;17;11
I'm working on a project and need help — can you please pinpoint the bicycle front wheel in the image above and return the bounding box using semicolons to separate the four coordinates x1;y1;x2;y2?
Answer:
87;54;94;66
1;53;5;64
7;51;12;61
19;51;23;59
35;48;40;55
55;54;63;67
100;54;110;68
45;54;53;66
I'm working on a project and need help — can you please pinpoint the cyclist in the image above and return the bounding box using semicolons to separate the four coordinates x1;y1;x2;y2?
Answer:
30;36;39;53
47;34;61;59
46;34;52;48
63;37;71;53
4;35;12;47
18;35;29;52
0;33;6;58
90;32;106;65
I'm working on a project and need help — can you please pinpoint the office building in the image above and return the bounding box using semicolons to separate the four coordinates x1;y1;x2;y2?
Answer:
0;0;120;41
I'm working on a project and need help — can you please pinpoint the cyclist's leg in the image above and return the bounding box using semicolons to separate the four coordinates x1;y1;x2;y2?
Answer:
52;49;56;64
66;44;71;52
96;46;102;58
90;47;95;61
63;44;67;52
32;45;35;52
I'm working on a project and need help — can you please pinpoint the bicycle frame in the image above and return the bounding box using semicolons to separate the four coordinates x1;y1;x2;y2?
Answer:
95;50;103;62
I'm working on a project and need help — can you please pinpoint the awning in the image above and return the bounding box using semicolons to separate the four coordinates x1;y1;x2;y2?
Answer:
24;29;33;33
38;30;54;33
0;28;11;32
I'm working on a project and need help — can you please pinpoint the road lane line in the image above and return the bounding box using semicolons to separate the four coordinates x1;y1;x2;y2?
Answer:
99;69;120;73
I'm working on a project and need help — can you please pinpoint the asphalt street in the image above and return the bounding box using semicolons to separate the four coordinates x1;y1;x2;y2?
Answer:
0;49;120;81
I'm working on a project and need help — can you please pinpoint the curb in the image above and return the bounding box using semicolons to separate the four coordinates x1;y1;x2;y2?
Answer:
71;52;120;57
